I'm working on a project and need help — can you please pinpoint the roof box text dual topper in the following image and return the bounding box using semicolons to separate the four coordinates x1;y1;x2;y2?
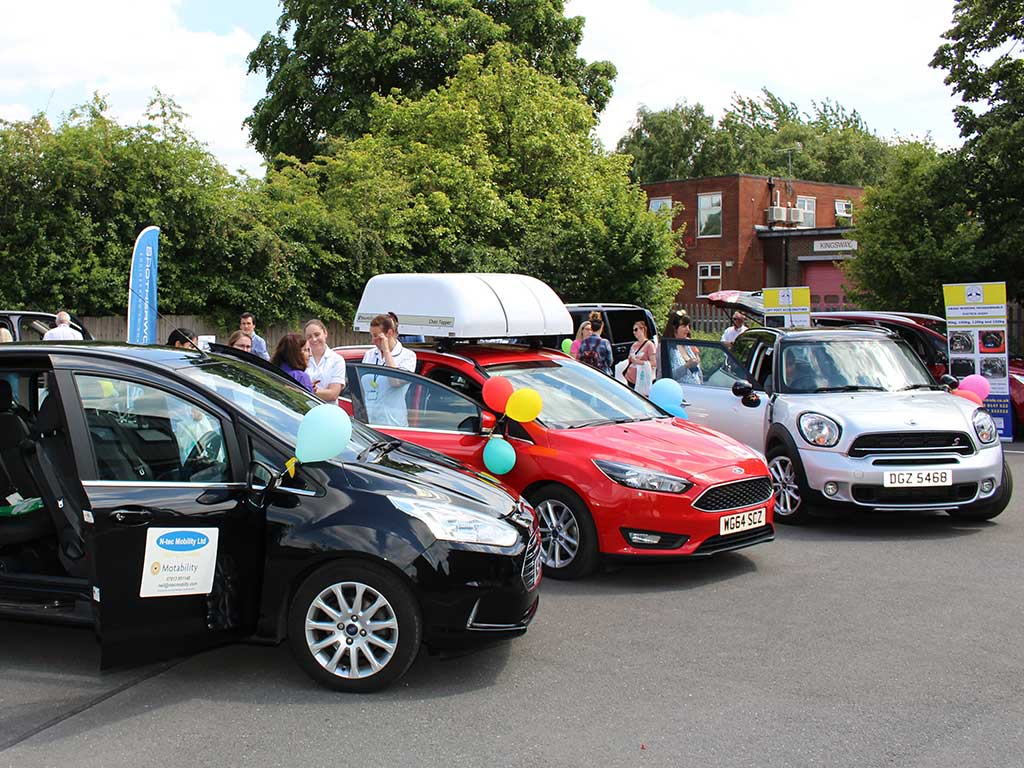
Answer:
354;274;573;339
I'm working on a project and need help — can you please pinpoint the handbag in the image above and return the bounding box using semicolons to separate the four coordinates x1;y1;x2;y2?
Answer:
635;360;653;397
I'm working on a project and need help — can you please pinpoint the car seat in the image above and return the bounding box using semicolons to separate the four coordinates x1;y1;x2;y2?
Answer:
0;380;54;547
21;389;91;577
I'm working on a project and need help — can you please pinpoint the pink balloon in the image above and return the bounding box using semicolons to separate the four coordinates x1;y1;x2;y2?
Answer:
954;388;984;405
959;374;991;401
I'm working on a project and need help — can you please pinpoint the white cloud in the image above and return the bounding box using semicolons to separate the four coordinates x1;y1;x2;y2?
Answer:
567;0;963;151
0;0;266;175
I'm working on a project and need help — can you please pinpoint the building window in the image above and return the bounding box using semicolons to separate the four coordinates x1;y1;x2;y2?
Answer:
697;262;722;297
796;196;816;228
697;193;722;238
649;196;672;213
834;199;853;226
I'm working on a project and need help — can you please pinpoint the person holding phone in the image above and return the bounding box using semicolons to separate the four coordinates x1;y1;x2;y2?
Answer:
360;313;417;426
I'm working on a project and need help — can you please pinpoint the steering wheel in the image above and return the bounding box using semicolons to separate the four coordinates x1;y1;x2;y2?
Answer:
184;430;224;478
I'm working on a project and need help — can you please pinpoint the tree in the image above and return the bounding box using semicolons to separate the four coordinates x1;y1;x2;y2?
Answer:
842;142;983;314
617;89;896;187
259;48;682;320
246;0;616;162
932;0;1024;300
0;94;305;327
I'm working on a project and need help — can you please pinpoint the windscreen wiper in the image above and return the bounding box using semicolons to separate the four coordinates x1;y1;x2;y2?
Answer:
899;383;942;391
356;438;402;462
567;418;614;429
813;385;885;393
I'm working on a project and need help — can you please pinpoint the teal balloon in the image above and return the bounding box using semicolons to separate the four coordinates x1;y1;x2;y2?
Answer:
296;403;353;463
483;436;517;475
662;402;688;419
649;378;683;409
560;338;573;355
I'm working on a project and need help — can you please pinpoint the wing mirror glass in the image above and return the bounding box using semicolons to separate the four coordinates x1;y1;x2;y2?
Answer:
940;374;958;389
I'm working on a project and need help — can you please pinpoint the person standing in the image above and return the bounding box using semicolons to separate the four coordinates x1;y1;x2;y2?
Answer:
576;311;614;376
304;319;346;403
721;312;748;348
167;328;198;349
663;311;702;385
361;313;417;426
624;320;657;390
240;312;270;360
271;333;315;393
570;320;592;358
42;311;83;341
226;330;253;353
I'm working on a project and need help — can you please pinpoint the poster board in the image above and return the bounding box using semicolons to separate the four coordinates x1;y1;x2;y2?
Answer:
942;282;1012;440
763;287;811;328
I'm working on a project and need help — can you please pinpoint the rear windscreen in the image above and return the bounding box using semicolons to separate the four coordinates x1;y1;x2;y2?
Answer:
606;309;650;344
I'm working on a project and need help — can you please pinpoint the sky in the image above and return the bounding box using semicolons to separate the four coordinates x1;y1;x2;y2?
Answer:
0;0;964;178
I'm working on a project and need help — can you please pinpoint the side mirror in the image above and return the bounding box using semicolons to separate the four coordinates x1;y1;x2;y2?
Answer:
741;393;762;408
731;380;753;398
247;460;283;509
940;374;958;390
480;410;497;436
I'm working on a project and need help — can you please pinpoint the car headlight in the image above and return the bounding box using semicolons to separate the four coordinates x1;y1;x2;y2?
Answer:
593;459;693;494
972;408;998;444
798;412;841;447
388;496;519;547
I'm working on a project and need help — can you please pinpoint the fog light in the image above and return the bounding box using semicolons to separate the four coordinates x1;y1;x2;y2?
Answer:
823;481;839;497
629;532;662;545
981;479;995;493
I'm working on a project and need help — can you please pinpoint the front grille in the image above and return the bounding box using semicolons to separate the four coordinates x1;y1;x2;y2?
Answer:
849;432;974;458
693;525;774;555
852;483;978;506
693;477;774;512
521;526;542;591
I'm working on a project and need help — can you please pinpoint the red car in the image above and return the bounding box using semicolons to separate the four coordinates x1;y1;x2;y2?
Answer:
336;343;775;579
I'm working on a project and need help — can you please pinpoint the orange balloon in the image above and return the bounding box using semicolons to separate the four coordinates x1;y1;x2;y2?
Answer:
954;389;983;405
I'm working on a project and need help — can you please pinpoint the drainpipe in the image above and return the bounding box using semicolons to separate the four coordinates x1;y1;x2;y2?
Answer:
767;177;775;231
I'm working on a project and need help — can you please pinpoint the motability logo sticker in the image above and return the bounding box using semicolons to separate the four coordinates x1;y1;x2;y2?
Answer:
156;531;210;552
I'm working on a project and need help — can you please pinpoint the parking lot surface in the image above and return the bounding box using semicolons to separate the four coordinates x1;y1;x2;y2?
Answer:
3;453;1023;768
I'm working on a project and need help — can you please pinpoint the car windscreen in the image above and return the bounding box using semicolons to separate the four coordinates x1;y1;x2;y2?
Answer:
180;360;376;460
485;358;665;429
779;339;934;394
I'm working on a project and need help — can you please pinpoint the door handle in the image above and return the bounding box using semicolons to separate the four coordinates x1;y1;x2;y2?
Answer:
112;509;153;526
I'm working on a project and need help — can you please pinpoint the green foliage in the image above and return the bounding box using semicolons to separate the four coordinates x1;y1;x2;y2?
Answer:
246;0;616;162
842;142;983;314
260;50;682;320
617;89;897;187
0;94;302;327
932;0;1024;301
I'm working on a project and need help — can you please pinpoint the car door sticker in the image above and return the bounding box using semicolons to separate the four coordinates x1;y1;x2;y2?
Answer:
140;527;219;598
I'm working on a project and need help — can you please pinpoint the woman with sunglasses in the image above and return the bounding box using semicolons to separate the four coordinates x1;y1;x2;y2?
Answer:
625;320;657;390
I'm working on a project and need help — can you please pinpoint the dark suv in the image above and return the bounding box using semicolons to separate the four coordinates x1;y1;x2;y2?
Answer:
0;310;92;342
535;304;657;365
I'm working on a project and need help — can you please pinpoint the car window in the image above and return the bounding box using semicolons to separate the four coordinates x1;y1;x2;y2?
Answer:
606;309;648;345
779;339;933;393
662;339;748;389
18;317;51;342
730;334;759;368
354;365;481;432
74;374;230;484
250;437;312;492
425;365;484;404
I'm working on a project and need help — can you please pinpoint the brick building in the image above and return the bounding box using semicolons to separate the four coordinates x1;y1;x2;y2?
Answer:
643;174;864;309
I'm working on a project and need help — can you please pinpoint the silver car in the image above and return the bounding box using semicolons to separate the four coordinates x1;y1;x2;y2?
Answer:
659;327;1011;524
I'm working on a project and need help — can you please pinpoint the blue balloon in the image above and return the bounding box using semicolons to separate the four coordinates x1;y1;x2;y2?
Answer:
296;403;353;463
483;436;517;475
662;402;688;419
649;378;684;409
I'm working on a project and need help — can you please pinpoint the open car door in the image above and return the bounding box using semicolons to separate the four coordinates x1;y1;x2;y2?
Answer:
55;366;265;668
346;363;492;471
658;339;767;451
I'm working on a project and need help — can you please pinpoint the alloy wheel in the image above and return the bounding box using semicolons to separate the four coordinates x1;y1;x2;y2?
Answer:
536;499;580;569
768;455;802;517
304;581;398;679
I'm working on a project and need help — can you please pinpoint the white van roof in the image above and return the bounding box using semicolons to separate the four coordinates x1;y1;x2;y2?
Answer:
354;273;573;338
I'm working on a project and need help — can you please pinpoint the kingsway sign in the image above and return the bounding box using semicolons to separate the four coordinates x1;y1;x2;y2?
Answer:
813;239;858;253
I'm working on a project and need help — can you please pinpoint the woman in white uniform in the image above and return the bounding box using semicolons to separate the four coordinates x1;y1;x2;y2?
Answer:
361;313;417;427
304;319;346;403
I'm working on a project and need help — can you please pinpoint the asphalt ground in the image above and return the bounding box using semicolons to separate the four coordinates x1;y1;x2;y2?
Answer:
2;452;1023;768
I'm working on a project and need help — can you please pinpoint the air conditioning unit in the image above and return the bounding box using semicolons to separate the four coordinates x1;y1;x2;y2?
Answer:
766;206;787;224
787;207;805;225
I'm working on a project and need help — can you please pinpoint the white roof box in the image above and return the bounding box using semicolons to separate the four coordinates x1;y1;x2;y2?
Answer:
354;273;573;338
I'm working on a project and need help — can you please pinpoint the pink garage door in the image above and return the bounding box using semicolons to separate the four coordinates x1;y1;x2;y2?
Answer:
803;261;847;310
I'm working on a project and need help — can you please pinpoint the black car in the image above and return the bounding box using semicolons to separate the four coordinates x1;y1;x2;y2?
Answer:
0;344;539;692
0;310;92;342
535;303;658;365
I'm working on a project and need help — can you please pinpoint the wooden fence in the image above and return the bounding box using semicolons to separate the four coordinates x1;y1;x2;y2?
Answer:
80;315;369;350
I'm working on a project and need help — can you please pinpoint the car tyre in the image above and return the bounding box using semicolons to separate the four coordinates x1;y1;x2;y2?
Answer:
948;460;1013;522
766;445;817;525
288;561;422;692
527;484;599;580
